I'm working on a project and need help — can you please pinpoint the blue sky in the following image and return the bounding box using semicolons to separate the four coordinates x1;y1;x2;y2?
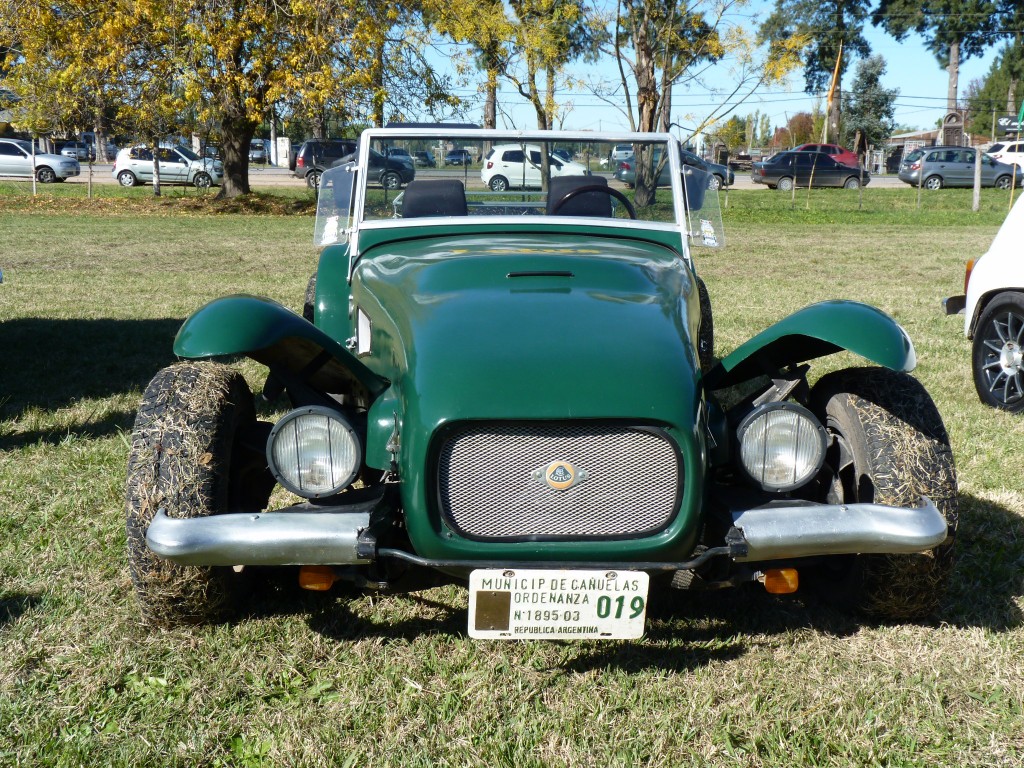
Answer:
440;1;1004;140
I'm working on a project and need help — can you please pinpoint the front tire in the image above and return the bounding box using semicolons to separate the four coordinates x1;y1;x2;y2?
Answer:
117;170;138;187
777;176;794;192
843;177;860;189
808;367;958;619
994;175;1012;190
707;174;722;191
972;291;1024;411
193;171;213;188
36;166;57;183
381;171;402;190
126;362;274;627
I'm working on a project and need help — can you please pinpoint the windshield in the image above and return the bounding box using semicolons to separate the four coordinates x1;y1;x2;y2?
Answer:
175;145;200;161
314;129;724;251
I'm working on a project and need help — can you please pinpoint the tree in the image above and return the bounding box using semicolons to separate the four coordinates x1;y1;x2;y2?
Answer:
600;0;802;205
873;0;997;116
842;55;897;156
963;47;1019;137
760;0;873;142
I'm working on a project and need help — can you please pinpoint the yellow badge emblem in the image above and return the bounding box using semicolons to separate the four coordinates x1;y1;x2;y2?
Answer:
545;461;577;491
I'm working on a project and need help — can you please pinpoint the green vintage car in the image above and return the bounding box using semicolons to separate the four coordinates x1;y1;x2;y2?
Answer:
127;129;957;637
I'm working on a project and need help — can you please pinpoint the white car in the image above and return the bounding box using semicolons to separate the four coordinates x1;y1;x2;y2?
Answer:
0;138;80;182
944;193;1024;411
481;143;590;191
113;144;223;188
986;140;1024;169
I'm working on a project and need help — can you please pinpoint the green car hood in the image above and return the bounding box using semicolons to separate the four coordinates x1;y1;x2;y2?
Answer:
354;234;702;433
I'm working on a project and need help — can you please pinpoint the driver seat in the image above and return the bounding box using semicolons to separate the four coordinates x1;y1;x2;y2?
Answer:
546;175;611;217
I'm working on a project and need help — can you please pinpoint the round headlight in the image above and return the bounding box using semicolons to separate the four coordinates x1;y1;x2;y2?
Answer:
737;402;826;492
267;406;361;498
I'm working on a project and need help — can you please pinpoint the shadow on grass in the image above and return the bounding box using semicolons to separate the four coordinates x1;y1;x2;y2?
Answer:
0;318;182;446
0;594;42;629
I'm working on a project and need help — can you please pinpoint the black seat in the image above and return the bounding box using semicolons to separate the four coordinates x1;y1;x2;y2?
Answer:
401;179;467;218
546;175;611;217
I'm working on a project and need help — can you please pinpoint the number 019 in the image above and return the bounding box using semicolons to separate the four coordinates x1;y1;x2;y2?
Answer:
596;595;645;619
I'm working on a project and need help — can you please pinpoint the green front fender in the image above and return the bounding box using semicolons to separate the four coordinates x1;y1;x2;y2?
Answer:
706;301;916;389
174;295;388;400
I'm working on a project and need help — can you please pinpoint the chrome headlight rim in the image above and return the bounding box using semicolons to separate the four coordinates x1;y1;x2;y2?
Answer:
266;405;362;499
736;401;827;493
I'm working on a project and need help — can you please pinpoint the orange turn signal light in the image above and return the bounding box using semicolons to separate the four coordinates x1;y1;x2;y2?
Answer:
761;568;799;594
299;565;337;592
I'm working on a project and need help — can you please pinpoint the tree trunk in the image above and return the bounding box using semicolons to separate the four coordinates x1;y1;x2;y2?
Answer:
947;38;960;113
827;82;841;144
1009;79;1019;118
217;113;255;199
484;67;498;129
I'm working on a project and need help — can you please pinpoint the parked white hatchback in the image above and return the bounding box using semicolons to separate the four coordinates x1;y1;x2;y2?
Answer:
113;144;223;188
481;143;590;191
944;194;1024;411
0;138;81;182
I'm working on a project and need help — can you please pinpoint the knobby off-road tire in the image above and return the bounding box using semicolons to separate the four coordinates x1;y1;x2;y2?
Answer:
809;367;958;620
696;276;714;374
126;362;273;627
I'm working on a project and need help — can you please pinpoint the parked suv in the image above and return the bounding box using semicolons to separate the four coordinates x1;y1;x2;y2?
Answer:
292;139;357;188
986;141;1024;169
113;144;222;188
127;128;955;638
481;143;589;191
898;146;1023;189
0;138;80;182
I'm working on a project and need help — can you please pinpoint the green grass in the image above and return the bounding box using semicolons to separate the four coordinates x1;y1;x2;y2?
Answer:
1;188;1022;767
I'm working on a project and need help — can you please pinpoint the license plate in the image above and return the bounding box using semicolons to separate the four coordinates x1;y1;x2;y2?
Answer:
468;568;649;640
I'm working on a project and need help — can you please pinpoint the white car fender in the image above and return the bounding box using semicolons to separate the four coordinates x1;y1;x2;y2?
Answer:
963;194;1024;337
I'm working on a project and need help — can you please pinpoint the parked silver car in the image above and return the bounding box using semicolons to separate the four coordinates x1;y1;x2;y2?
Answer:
0;138;80;182
113;144;223;188
898;146;1023;190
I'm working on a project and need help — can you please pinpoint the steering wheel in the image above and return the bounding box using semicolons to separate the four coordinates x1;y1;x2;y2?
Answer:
550;184;637;219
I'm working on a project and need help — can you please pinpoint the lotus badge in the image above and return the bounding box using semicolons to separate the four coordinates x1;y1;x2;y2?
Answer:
531;460;588;491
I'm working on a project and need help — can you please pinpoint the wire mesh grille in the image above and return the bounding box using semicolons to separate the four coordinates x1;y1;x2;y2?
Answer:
437;423;681;539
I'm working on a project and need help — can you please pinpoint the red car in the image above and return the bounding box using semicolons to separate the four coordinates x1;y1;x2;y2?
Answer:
794;143;860;168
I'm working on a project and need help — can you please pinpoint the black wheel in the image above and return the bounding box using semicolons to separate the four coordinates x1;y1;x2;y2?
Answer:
843;177;860;189
302;273;317;322
36;166;57;183
126;362;274;626
707;174;722;191
117;170;138;187
777;176;794;192
808;367;958;619
972;291;1024;411
549;184;637;219
696;276;714;373
488;175;509;192
381;171;402;190
924;175;943;190
306;170;321;189
193;171;213;188
994;175;1012;190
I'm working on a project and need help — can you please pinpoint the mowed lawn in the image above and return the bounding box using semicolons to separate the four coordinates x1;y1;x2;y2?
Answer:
0;184;1022;767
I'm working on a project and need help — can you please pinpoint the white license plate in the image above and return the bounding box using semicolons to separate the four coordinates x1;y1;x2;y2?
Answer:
468;568;649;640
